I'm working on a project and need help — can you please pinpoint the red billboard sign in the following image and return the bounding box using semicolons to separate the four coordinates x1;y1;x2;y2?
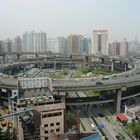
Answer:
93;29;108;33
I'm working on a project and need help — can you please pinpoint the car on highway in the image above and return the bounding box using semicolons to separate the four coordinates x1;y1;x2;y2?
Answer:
125;75;129;77
98;113;105;117
74;79;79;82
77;99;83;102
112;74;117;77
96;81;103;85
98;96;106;100
102;76;110;80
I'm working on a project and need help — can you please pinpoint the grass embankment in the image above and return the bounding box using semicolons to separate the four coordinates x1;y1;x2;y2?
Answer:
86;91;101;97
94;67;119;76
73;66;119;78
37;68;69;78
80;120;86;131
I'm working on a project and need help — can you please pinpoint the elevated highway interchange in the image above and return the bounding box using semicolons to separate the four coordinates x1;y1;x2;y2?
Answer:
0;54;140;113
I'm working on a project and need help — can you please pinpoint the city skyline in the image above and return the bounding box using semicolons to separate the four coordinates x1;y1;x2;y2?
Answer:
0;0;140;42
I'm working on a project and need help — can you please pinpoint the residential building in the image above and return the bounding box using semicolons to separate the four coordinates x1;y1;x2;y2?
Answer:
22;31;47;52
2;38;13;52
57;37;67;53
80;37;91;54
47;38;59;53
112;41;121;56
14;36;22;52
129;40;140;52
0;41;3;53
111;39;128;58
108;43;113;56
120;39;128;58
12;78;65;140
67;34;83;53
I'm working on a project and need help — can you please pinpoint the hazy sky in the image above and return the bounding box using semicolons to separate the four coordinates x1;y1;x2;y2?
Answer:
0;0;140;42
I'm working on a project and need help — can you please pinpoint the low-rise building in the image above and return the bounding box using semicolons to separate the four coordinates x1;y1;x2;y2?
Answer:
12;78;65;140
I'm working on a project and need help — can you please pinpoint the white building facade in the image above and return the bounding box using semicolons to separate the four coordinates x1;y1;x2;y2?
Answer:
14;36;22;52
57;37;67;53
22;31;47;52
47;38;59;53
120;39;128;58
92;29;108;55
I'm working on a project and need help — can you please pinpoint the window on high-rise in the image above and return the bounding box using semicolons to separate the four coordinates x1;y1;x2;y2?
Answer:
56;122;60;126
50;123;54;126
56;128;60;132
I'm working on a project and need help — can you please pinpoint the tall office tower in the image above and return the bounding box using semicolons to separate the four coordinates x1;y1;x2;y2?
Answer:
22;32;32;52
2;38;13;52
120;39;128;58
67;34;83;53
14;36;22;52
0;41;2;63
92;29;108;55
0;41;3;53
108;43;113;56
112;41;121;56
57;37;67;53
80;37;91;54
129;38;140;52
22;31;47;52
47;38;59;53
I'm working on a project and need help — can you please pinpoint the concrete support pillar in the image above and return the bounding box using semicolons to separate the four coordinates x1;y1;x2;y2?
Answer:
45;64;47;68
70;55;72;62
23;67;26;73
85;56;88;63
38;64;40;68
8;90;11;110
85;105;88;112
8;69;12;75
2;55;5;63
17;54;20;61
35;54;38;58
35;54;38;62
0;57;2;64
101;58;104;64
119;61;122;67
54;61;56;70
4;69;8;75
124;63;128;72
57;91;60;96
69;63;72;70
88;104;92;115
111;60;114;71
115;89;122;114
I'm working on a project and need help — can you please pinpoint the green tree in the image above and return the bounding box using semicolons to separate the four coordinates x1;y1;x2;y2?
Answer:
63;68;69;75
80;66;91;74
65;111;76;131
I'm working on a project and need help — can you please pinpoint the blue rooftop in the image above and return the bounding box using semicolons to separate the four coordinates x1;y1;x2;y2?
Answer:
44;90;53;96
82;133;100;140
